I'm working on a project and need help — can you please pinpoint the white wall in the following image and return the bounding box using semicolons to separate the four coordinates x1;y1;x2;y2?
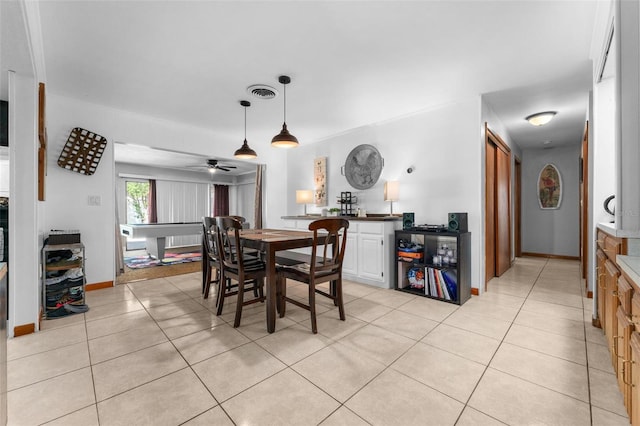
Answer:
592;77;616;226
588;0;616;300
8;72;40;335
0;147;8;197
285;97;486;290
44;96;116;287
521;146;581;257
43;94;287;291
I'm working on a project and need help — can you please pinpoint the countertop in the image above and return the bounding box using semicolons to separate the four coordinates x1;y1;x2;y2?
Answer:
597;222;640;239
282;215;401;222
617;255;640;286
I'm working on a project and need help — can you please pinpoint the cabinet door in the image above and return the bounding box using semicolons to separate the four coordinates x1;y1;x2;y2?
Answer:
358;233;384;282
616;306;634;416
630;333;640;425
596;249;607;329
342;233;358;276
605;259;621;371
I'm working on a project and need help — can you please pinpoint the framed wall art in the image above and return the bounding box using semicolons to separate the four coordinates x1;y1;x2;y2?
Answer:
538;163;562;209
343;144;383;190
314;156;327;206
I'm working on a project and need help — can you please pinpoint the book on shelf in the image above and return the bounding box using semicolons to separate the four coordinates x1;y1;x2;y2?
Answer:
397;251;424;259
442;270;458;301
437;269;451;300
423;267;457;301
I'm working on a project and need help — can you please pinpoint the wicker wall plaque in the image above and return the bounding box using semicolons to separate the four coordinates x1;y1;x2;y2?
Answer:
57;127;107;175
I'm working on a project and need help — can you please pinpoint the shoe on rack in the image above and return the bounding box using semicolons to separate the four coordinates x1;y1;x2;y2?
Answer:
64;304;89;313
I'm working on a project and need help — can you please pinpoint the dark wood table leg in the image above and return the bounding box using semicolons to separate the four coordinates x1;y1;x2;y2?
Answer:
266;247;277;333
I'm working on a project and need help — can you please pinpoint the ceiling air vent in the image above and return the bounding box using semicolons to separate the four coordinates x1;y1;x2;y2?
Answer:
247;84;278;100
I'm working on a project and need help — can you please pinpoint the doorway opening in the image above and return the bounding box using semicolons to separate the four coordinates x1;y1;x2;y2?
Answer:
125;179;150;251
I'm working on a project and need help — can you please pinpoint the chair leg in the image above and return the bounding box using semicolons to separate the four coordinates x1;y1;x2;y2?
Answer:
233;277;245;327
203;265;213;299
252;279;259;298
331;280;338;306
258;278;264;301
309;280;317;334
202;258;208;295
215;270;225;316
336;277;345;321
278;276;287;318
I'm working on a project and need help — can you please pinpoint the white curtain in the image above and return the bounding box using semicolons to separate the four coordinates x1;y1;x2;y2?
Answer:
236;182;256;227
156;180;209;247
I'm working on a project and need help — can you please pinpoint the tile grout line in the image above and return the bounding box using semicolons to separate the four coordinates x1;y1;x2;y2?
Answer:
453;257;549;425
580;273;595;426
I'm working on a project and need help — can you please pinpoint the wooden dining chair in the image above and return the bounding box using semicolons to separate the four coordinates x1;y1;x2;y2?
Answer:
216;216;266;327
202;216;225;300
277;218;349;334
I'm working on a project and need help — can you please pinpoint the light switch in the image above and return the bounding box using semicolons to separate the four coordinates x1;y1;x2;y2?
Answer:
88;195;101;206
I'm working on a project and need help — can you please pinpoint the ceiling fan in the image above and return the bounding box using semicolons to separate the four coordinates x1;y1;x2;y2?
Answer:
189;159;238;173
205;159;237;172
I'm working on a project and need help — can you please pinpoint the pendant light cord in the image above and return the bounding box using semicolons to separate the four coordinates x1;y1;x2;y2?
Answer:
244;105;247;139
283;83;287;123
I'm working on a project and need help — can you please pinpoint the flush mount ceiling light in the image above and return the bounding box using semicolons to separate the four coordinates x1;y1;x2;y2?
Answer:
271;75;299;148
234;100;257;159
526;111;557;126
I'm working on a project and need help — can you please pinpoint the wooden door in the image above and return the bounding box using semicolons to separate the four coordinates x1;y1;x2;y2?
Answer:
485;124;512;286
496;147;511;275
580;122;589;279
485;141;497;284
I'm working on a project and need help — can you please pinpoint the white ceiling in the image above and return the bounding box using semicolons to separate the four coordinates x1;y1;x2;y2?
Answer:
114;142;257;176
32;1;599;168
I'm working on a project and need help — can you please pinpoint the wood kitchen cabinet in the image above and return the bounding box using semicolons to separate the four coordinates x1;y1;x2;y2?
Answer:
595;226;638;422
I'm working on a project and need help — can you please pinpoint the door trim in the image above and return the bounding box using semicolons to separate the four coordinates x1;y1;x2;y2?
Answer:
515;156;522;258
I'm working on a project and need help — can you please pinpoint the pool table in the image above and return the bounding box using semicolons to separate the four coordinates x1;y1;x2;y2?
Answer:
119;222;202;259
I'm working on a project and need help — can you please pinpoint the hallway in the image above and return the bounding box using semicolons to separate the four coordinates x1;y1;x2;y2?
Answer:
6;257;629;425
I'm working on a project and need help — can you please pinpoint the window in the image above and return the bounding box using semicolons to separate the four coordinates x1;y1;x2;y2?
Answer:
126;180;149;224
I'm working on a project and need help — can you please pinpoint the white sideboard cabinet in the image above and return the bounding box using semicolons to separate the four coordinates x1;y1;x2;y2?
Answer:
281;216;400;288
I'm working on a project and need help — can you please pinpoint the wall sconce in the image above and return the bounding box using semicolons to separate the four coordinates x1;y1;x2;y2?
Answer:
296;190;314;215
384;181;399;216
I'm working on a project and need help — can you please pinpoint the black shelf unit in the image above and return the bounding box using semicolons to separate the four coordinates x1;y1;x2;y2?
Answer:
394;229;471;305
41;243;86;319
338;191;357;217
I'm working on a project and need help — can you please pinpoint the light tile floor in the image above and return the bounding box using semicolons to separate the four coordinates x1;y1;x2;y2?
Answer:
7;257;630;425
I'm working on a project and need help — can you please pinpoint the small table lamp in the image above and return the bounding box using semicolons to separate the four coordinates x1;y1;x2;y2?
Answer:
384;181;399;215
296;190;314;215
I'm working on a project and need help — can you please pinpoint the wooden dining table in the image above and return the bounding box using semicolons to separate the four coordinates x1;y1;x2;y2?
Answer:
239;228;328;333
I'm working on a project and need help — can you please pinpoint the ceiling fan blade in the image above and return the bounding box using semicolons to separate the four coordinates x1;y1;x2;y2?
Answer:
217;166;231;172
223;165;237;168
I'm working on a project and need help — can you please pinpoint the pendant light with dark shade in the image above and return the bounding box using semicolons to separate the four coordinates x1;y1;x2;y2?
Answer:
271;75;299;148
234;100;257;159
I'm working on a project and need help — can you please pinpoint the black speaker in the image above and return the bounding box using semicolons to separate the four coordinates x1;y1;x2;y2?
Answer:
448;212;468;232
402;212;415;230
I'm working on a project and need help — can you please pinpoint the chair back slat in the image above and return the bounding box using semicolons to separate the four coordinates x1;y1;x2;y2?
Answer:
308;219;349;274
202;217;218;260
216;216;244;270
